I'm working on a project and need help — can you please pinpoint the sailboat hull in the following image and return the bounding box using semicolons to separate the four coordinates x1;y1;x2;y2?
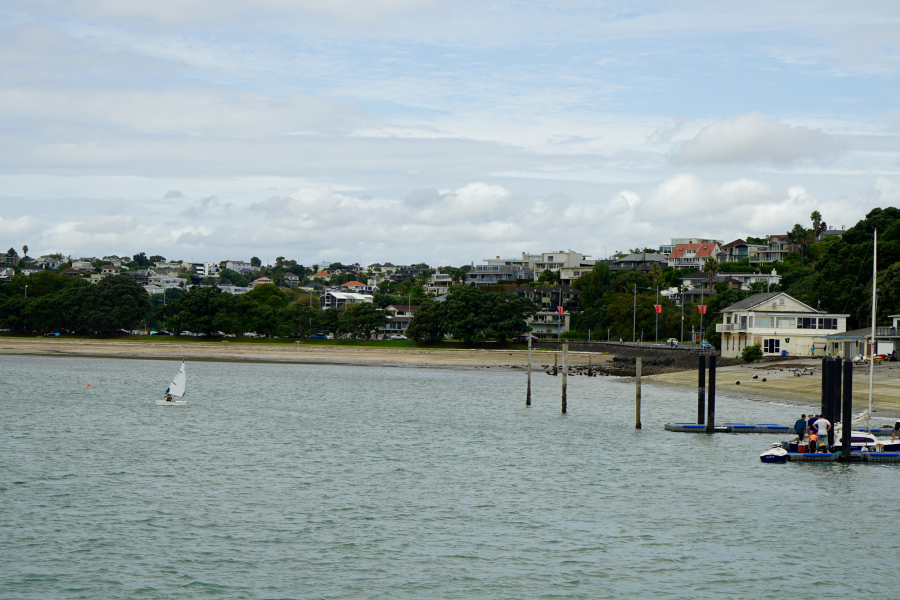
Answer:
155;399;189;406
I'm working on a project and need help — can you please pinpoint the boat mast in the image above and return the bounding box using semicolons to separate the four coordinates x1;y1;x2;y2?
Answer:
867;229;877;433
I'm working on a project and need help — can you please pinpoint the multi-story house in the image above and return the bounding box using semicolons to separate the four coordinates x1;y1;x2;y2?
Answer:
148;274;186;290
609;252;668;273
319;291;373;310
514;285;581;340
680;269;781;293
717;239;767;263
0;267;15;282
750;235;799;265
531;250;594;279
284;273;300;287
465;263;533;286
224;260;259;274
716;292;848;358
35;256;62;270
666;243;721;269
71;259;95;271
340;281;375;293
658;238;722;255
379;305;419;337
123;269;153;286
426;271;454;295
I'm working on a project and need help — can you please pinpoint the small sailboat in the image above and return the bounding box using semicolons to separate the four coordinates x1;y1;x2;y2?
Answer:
155;360;188;406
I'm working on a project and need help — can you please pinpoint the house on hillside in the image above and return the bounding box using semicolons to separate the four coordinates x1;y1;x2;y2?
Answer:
750;235;799;265
340;280;375;293
224;260;259;274
465;263;533;286
59;268;88;278
514;285;581;340
309;270;330;282
284;273;300;287
658;238;722;255
319;291;373;310
426;271;453;295
716;292;848;358
530;251;594;279
250;277;274;288
379;305;419;337
718;239;767;263
609;252;668;273
0;267;15;282
666;243;721;269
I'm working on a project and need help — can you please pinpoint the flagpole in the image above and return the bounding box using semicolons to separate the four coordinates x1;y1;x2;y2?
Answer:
867;229;877;433
655;286;659;343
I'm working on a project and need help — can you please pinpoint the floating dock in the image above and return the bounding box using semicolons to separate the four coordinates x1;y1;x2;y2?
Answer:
666;423;897;435
665;422;792;433
784;452;900;463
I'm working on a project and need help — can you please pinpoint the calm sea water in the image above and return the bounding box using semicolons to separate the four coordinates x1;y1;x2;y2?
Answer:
2;355;899;599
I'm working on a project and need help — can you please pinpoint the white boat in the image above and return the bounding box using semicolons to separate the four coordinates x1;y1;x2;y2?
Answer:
155;361;188;406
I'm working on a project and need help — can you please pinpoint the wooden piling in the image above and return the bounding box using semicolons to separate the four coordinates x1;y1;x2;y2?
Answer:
706;354;716;433
697;355;706;425
561;343;568;413
526;335;532;406
588;353;592;375
842;358;853;459
833;356;842;422
824;356;834;449
553;353;558;376
635;356;642;429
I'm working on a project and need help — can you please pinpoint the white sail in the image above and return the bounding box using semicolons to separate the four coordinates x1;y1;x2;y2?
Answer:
166;361;186;397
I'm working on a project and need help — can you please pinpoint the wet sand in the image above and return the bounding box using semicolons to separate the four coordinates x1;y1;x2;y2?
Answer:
0;337;615;370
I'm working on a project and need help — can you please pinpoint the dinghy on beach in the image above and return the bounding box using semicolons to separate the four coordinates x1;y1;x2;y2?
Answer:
156;361;188;406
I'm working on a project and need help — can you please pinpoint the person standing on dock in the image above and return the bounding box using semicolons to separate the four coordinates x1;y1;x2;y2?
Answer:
807;414;817;437
815;415;832;452
794;414;807;443
892;420;900;443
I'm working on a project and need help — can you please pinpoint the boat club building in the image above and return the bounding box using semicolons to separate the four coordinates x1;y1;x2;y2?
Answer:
716;292;849;358
819;314;900;358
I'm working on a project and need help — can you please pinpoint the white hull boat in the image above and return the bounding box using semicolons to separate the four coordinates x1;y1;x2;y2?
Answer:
157;360;188;406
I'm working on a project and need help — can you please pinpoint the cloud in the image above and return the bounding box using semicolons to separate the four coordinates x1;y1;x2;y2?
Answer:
180;195;233;217
0;214;41;238
164;190;185;200
862;176;900;205
671;112;841;165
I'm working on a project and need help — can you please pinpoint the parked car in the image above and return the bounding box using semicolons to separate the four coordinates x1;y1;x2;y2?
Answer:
115;329;131;335
699;341;712;349
150;330;171;336
308;333;328;339
665;338;678;347
44;332;61;337
389;334;408;340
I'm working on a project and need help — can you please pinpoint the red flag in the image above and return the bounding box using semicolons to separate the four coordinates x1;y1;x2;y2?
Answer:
698;305;707;315
557;306;564;315
653;304;662;314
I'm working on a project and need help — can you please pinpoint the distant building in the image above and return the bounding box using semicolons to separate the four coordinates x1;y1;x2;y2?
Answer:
380;305;419;336
426;271;454;295
466;263;533;286
658;238;723;255
284;273;300;287
750;235;799;265
320;291;374;310
224;260;259;274
666;243;721;269
609;252;668;273
340;280;375;293
717;292;848;358
250;277;275;288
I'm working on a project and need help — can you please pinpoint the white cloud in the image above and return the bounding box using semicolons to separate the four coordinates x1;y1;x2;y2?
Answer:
671;112;841;165
0;214;41;238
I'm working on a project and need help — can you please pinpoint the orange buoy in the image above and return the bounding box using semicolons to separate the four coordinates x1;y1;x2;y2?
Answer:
87;383;91;387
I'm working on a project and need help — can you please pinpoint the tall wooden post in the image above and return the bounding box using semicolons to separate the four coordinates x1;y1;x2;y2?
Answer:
635;356;642;429
823;356;834;450
561;343;568;413
697;355;706;425
588;353;592;376
526;335;532;406
833;356;842;422
553;353;558;376
706;354;716;433
842;359;853;459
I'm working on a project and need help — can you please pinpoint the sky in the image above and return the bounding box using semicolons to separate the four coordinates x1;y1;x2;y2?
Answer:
1;0;900;266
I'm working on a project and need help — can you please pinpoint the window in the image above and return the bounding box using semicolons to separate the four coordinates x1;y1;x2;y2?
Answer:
797;317;817;329
818;318;838;330
726;316;732;324
756;317;772;328
776;317;795;329
763;339;780;354
779;298;785;305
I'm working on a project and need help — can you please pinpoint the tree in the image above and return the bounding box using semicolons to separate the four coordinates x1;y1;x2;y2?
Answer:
277;304;319;338
649;262;662;286
810;210;826;236
537;269;560;284
21;245;28;258
337;303;389;339
445;287;535;343
7;247;18;258
250;256;261;267
163;285;224;335
406;299;449;342
75;275;151;333
132;252;148;267
148;255;166;264
742;344;763;361
574;262;612;311
703;257;719;289
318;307;342;334
246;283;287;309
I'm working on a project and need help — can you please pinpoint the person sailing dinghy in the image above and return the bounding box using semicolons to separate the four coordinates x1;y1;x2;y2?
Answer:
155;360;188;406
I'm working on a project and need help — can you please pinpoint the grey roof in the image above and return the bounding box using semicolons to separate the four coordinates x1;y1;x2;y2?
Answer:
719;292;782;312
612;253;668;263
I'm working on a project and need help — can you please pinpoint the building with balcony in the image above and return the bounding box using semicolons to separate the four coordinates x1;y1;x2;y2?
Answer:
609;252;668;273
320;291;373;310
718;239;767;263
379;305;419;337
716;292;848;358
658;238;723;255
750;235;799;265
465;263;533;286
426;271;454;295
666;243;721;269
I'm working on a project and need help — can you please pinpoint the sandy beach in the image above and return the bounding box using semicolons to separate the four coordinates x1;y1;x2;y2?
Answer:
0;337;614;370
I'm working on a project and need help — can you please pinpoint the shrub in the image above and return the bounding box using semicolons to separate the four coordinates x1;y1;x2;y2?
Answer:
741;344;763;362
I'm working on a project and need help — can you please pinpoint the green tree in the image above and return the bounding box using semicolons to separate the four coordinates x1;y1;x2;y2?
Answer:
742;344;763;361
810;210;826;236
246;283;287;309
406;299;449;342
277;304;319;338
132;252;149;267
22;245;28;258
318;307;342;334
75;275;151;333
251;256;261;267
337;303;390;339
445;287;535;343
537;269;560;284
164;285;224;335
703;257;719;289
574;262;612;311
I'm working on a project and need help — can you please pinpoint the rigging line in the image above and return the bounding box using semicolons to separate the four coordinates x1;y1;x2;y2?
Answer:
840;245;869;316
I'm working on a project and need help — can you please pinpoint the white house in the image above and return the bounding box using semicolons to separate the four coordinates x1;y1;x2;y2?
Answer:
380;304;419;336
666;243;721;269
717;292;848;358
320;291;373;310
426;271;453;295
527;310;570;340
224;260;259;274
340;280;375;293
